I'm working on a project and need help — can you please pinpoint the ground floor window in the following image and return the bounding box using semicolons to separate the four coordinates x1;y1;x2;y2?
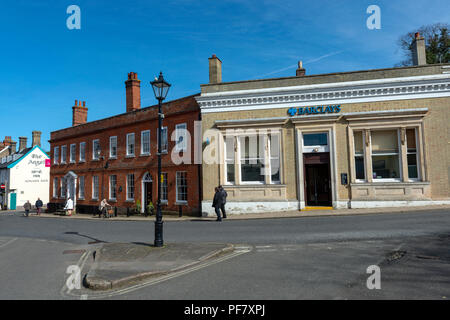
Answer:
61;178;67;198
53;178;58;198
161;172;168;201
406;128;419;179
92;176;99;199
109;175;117;200
371;130;400;180
79;176;85;199
176;172;187;202
127;174;134;200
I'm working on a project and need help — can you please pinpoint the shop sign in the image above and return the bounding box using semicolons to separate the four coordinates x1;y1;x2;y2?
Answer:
288;105;341;116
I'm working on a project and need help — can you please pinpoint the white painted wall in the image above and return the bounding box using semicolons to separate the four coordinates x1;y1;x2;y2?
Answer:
9;147;49;208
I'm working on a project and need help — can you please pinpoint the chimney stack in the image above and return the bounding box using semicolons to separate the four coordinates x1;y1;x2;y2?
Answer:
72;100;88;126
296;60;306;77
10;141;16;154
208;54;222;84
32;131;41;147
19;137;27;151
412;32;427;66
125;72;141;112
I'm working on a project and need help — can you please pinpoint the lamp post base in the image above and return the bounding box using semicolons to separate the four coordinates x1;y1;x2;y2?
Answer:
154;220;164;247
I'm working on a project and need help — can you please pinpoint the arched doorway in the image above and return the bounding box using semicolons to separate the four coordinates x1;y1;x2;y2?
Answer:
142;173;152;214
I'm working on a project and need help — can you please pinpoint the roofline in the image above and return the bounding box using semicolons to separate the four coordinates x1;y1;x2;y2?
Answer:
200;63;450;88
50;93;200;135
7;145;49;169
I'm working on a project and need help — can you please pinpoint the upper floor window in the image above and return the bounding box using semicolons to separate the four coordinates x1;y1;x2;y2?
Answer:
69;144;76;163
141;130;150;155
61;145;67;164
158;127;168;153
93;139;100;160
110;136;117;158
79;142;86;162
126;133;135;156
53;147;59;164
175;123;187;152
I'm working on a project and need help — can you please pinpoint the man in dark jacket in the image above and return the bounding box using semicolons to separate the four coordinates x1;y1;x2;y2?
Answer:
218;185;227;219
212;187;223;221
35;198;43;215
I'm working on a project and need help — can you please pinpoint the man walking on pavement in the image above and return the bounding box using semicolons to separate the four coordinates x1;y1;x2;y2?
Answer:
35;198;43;216
212;187;223;221
219;185;227;219
23;200;31;217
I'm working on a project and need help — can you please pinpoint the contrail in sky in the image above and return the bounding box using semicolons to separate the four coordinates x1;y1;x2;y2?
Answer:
253;50;345;79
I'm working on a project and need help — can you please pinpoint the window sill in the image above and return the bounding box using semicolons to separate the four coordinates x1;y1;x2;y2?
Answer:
125;199;134;202
140;153;150;157
109;157;117;160
91;159;100;162
175;201;188;206
109;199;117;202
125;155;135;158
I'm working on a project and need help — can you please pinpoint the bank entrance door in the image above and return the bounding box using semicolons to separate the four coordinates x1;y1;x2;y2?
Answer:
304;153;332;207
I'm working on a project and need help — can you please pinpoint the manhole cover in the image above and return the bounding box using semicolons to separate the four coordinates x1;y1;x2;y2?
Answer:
386;250;407;262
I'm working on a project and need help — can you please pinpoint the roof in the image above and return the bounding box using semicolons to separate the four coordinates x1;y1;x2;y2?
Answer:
200;63;450;94
0;145;49;169
50;93;201;142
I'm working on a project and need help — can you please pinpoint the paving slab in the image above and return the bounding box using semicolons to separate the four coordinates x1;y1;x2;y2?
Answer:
84;242;234;290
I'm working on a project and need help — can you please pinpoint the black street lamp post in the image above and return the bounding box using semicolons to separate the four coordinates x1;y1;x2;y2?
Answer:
150;72;171;247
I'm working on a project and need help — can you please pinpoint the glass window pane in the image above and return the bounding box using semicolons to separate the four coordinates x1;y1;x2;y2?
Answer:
407;154;418;179
270;159;280;182
371;130;398;154
303;133;327;146
355;156;365;180
372;155;400;179
241;160;264;182
226;163;235;183
354;131;363;154
406;129;416;152
225;136;235;161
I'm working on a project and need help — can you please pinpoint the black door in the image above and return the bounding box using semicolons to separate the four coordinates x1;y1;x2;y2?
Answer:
305;163;331;206
145;182;152;207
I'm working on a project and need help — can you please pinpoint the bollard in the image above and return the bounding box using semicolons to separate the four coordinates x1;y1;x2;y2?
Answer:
179;205;182;217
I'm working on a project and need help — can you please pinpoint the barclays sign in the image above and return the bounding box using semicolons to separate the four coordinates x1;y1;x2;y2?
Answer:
288;105;341;116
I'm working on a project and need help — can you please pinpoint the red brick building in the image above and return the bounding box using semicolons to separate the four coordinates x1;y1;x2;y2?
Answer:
49;72;202;216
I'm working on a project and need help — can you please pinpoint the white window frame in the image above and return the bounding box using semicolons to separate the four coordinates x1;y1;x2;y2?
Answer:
157;126;168;153
370;129;402;183
109;136;117;159
268;133;281;184
126;174;134;200
238;134;265;185
161;172;168;203
141;130;150;155
79;142;86;162
53;146;59;165
92;139;100;160
53;177;58;198
92;176;99;200
109;175;117;200
406;128;420;182
69;144;76;163
224;136;235;185
78;176;85;199
126;133;135;157
175;123;187;152
61;178;66;198
302;132;329;153
61;145;67;164
353;131;366;183
176;171;188;203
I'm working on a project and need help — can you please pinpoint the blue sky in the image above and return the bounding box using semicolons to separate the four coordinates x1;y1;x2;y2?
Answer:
1;0;449;151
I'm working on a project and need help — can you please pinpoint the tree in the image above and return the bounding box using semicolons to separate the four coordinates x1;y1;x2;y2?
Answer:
396;23;449;66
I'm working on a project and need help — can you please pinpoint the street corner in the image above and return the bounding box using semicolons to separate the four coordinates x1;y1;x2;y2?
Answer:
83;242;236;292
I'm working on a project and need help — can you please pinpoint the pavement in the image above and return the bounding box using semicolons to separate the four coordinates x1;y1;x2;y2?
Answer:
7;203;450;222
83;242;234;291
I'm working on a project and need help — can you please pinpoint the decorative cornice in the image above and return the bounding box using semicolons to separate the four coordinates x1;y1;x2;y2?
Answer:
197;74;450;113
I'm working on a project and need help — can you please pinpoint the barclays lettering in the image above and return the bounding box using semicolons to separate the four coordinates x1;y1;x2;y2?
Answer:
288;105;341;116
